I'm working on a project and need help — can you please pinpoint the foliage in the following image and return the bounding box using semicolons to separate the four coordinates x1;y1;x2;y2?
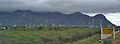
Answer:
0;26;100;44
74;34;100;44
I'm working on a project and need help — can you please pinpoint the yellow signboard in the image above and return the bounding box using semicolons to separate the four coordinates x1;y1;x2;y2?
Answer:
102;28;113;34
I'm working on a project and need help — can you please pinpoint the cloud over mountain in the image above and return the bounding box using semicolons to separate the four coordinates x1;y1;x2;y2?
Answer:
0;0;120;13
0;0;120;26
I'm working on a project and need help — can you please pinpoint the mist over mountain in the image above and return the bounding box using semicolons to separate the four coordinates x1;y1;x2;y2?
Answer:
0;10;116;28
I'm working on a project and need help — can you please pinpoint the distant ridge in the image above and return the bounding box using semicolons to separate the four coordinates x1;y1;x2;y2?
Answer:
0;10;116;28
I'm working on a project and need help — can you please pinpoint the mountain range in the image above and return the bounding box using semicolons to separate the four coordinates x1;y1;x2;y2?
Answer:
0;10;116;28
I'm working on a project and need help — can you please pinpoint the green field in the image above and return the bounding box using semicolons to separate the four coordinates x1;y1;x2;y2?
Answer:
0;26;100;44
73;34;100;44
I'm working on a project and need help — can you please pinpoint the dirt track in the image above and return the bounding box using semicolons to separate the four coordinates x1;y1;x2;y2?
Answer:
113;32;120;44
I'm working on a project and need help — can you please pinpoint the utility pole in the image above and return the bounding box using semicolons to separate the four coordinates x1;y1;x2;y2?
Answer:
100;20;102;28
52;23;55;27
29;23;31;27
33;24;36;27
88;22;90;28
92;19;94;27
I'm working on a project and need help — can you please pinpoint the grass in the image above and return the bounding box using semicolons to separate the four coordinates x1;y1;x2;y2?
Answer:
97;32;120;44
0;26;100;44
73;34;100;44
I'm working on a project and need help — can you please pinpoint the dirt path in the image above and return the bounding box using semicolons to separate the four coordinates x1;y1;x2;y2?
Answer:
74;34;98;43
87;32;120;44
113;32;120;44
66;32;120;44
103;32;120;44
66;34;99;44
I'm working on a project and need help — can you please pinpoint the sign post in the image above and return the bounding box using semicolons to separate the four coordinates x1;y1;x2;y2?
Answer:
101;28;114;39
101;28;115;43
113;28;115;41
102;28;113;34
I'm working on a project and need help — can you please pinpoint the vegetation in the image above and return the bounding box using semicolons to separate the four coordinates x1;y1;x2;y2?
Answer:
73;34;100;44
0;26;100;44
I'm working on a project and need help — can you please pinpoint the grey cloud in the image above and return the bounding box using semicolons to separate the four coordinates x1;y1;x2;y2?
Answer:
0;0;120;13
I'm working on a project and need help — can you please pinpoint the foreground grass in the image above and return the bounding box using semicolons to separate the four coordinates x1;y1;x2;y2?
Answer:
73;34;100;44
0;27;99;44
96;32;120;44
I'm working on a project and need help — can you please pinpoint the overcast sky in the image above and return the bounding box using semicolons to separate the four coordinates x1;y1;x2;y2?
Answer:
0;0;120;26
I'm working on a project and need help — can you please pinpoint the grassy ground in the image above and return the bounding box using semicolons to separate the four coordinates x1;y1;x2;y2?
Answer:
73;34;100;44
114;32;120;44
0;27;100;44
97;32;120;44
102;32;120;44
72;32;120;44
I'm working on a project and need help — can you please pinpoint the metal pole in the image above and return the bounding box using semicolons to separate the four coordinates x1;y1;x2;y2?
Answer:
100;20;103;43
113;28;115;41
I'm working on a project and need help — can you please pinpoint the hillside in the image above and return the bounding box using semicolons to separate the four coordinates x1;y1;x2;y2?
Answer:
0;10;116;28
